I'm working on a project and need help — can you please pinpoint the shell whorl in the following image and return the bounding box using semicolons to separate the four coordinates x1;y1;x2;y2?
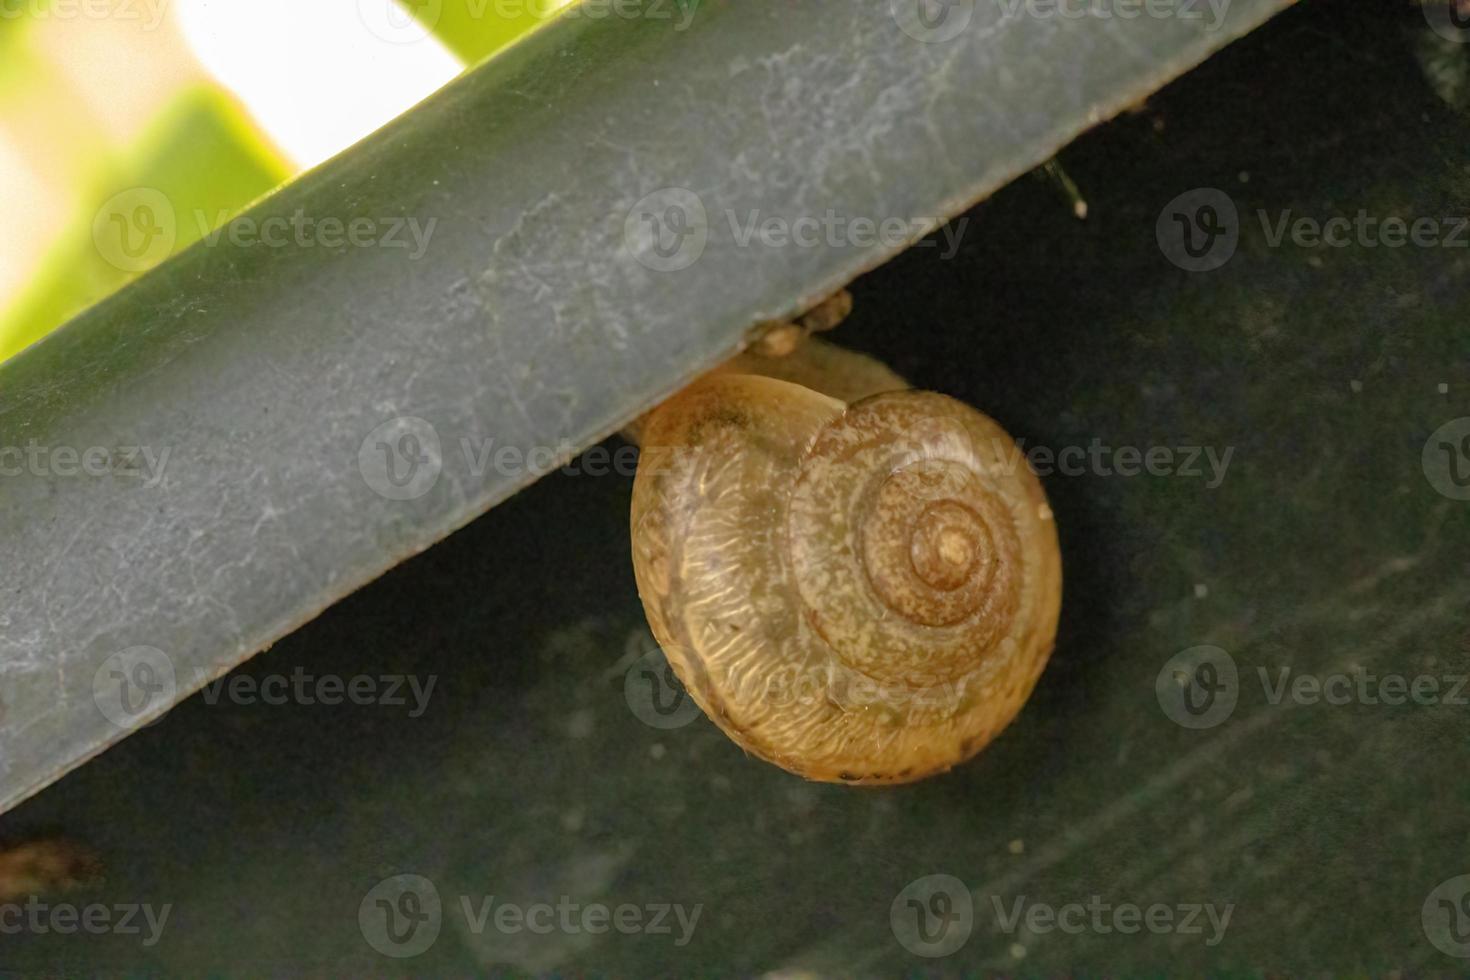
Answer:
630;374;1061;783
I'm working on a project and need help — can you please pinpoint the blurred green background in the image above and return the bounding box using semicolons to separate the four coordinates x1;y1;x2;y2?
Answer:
0;0;572;364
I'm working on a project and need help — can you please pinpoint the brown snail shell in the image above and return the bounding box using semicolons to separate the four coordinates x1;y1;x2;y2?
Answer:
630;372;1062;784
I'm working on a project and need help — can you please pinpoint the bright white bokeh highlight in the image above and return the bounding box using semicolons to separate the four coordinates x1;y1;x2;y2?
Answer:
175;0;464;169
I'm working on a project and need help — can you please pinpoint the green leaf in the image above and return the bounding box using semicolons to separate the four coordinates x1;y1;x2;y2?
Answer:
407;0;569;64
0;85;290;364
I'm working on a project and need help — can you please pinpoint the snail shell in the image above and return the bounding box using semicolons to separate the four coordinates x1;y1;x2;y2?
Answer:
630;371;1062;784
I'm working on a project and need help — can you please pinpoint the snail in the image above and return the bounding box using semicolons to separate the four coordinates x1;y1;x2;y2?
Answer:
627;309;1062;784
0;838;102;902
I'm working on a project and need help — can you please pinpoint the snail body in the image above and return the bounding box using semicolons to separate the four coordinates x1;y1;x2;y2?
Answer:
630;357;1061;784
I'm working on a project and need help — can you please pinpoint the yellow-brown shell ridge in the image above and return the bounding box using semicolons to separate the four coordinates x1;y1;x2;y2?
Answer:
631;374;1061;784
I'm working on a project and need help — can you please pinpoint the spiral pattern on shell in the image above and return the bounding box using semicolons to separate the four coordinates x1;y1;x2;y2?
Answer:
630;374;1061;783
